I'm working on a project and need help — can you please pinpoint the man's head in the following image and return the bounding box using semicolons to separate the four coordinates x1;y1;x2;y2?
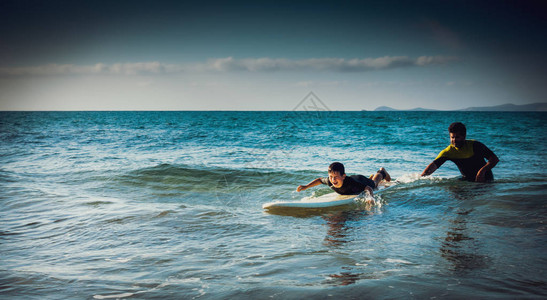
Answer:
328;162;346;188
448;122;466;148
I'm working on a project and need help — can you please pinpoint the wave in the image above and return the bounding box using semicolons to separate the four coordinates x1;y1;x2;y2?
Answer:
94;163;545;211
110;163;315;197
112;164;504;193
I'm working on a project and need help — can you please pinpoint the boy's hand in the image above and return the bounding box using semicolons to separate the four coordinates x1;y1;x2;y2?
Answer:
296;185;306;192
364;186;375;205
365;186;374;197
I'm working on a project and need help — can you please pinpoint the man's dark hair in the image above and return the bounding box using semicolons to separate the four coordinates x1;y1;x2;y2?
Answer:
448;122;466;136
328;162;345;175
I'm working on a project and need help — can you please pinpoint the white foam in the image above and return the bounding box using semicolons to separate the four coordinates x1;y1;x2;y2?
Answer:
385;258;412;264
94;293;135;299
394;173;423;184
105;257;131;263
93;278;205;300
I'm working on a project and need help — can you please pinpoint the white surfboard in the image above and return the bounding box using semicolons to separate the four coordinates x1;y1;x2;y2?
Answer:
263;182;396;211
262;192;360;210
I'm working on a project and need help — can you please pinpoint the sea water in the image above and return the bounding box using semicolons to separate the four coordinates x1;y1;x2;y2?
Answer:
0;111;546;299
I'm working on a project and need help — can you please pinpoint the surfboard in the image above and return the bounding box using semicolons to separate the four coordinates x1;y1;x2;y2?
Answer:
262;192;360;210
263;181;396;212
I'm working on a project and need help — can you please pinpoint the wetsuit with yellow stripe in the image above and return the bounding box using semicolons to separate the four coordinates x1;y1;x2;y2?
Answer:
433;140;495;181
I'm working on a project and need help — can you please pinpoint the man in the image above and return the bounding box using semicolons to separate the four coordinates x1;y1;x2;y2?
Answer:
421;122;499;182
296;162;391;199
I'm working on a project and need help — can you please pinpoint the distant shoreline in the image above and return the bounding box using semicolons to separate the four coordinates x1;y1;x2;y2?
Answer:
1;102;547;112
372;102;547;112
1;108;546;113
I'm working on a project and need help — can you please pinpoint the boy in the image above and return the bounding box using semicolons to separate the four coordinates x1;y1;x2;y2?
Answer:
296;162;391;198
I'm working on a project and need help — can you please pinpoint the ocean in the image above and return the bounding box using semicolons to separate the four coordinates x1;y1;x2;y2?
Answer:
1;111;546;299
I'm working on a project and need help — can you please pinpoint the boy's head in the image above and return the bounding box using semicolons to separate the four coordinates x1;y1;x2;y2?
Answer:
448;122;466;148
328;162;346;188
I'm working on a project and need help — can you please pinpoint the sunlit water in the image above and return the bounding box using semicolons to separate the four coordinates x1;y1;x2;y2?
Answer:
1;111;546;299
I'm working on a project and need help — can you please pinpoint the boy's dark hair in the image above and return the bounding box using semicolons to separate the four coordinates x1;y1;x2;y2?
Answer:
448;122;466;136
328;162;345;175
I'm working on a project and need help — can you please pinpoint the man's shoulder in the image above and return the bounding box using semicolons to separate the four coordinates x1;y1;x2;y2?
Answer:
436;141;474;160
436;144;454;157
469;140;486;147
470;140;494;156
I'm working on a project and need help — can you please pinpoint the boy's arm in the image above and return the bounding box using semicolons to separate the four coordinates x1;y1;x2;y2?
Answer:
364;186;375;204
297;178;323;192
364;185;374;196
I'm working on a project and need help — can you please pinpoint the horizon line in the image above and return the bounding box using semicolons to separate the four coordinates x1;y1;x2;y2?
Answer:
1;109;545;113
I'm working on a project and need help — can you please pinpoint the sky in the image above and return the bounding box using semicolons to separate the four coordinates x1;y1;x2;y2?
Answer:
1;0;546;111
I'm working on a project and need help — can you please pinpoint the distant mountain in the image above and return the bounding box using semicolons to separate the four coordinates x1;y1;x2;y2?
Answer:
407;107;439;111
374;106;440;111
459;103;547;111
374;106;399;111
374;102;547;112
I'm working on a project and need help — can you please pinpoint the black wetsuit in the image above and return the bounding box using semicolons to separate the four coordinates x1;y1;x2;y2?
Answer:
321;175;376;195
433;140;496;181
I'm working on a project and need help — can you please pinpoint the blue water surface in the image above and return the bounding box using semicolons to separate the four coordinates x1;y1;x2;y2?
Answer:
0;111;546;299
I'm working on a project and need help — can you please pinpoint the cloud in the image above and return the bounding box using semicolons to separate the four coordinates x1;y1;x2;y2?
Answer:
0;62;181;76
0;56;458;76
199;56;458;72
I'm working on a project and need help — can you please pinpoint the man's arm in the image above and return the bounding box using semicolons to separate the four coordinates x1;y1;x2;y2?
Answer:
475;153;499;182
296;178;323;192
421;162;438;177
